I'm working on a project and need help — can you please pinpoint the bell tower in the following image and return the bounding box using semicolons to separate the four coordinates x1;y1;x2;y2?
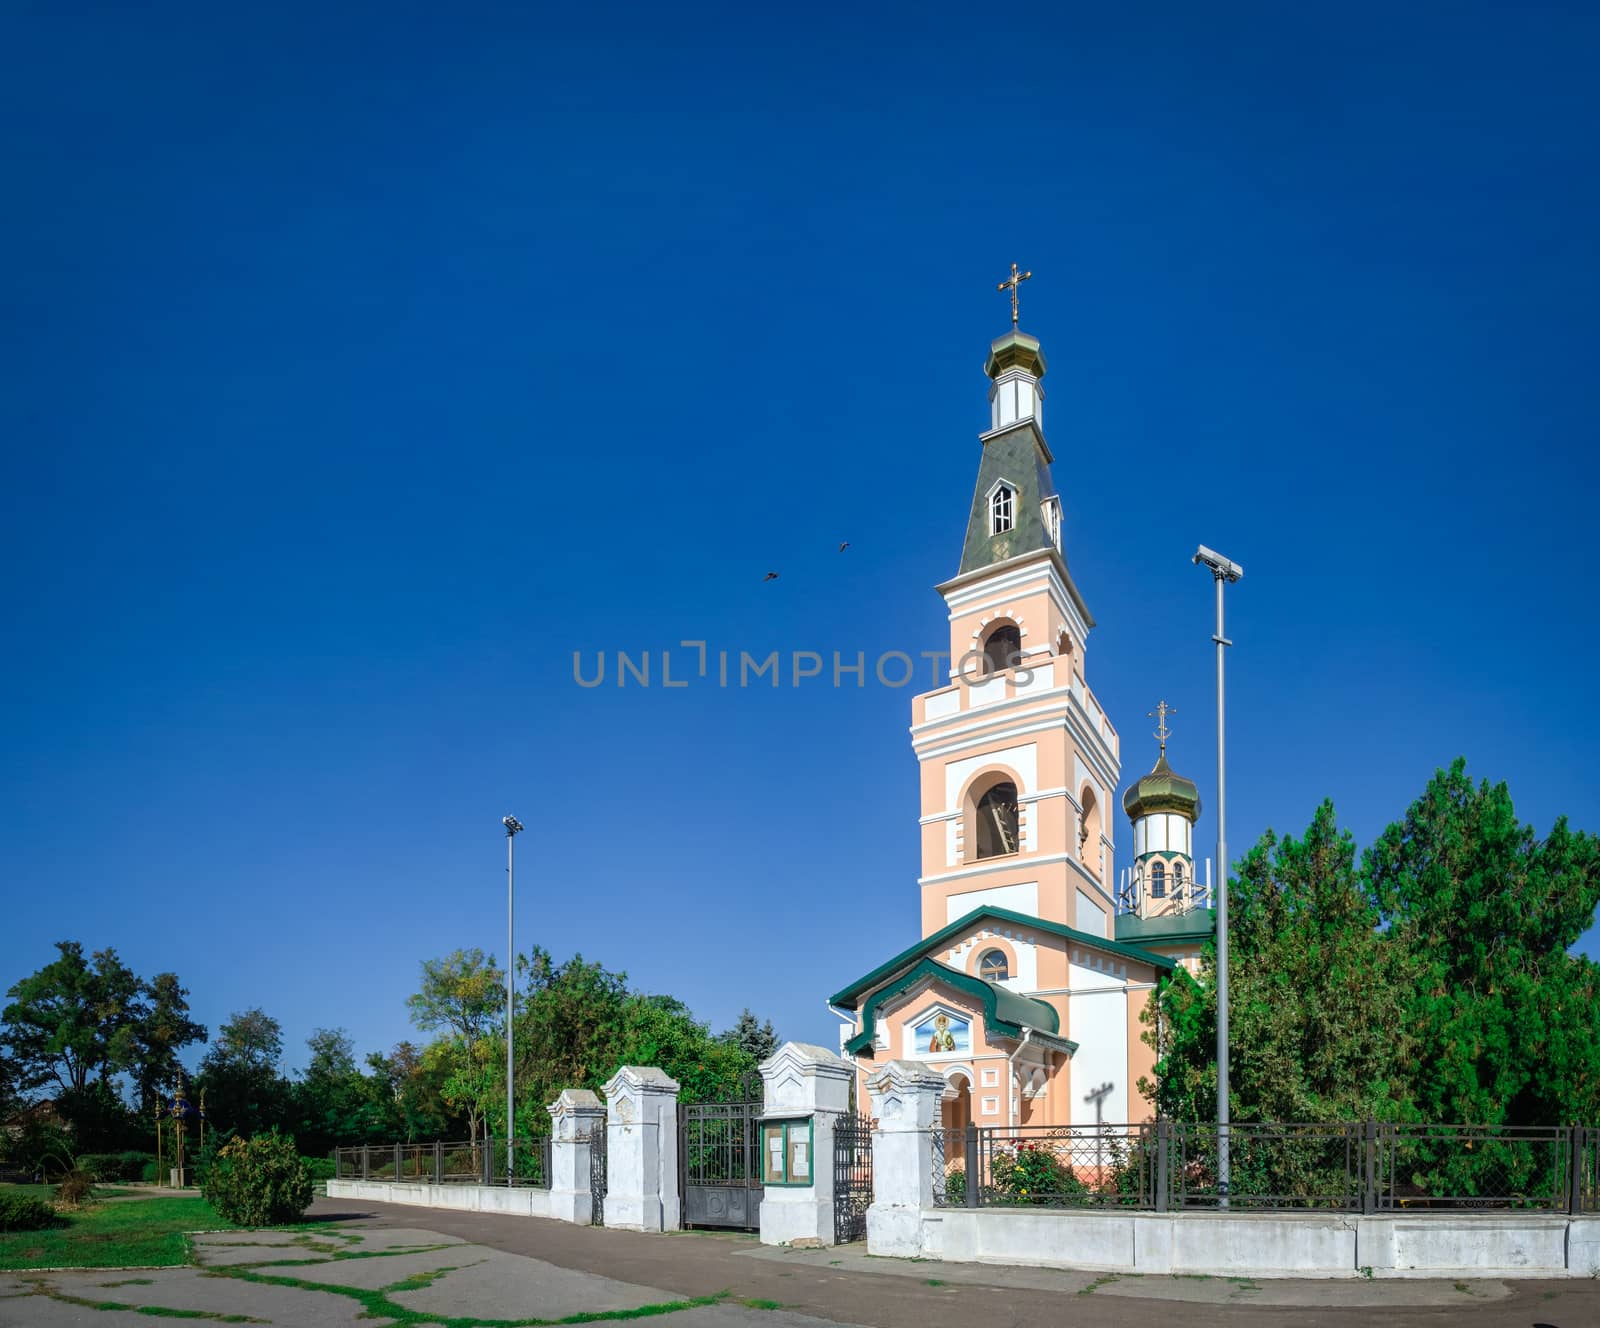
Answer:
909;272;1123;942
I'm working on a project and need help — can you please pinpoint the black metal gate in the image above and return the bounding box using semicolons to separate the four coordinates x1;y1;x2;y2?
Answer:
589;1125;607;1226
680;1082;763;1230
833;1113;873;1244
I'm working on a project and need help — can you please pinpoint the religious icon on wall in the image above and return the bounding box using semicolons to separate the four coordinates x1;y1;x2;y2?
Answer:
915;1011;970;1055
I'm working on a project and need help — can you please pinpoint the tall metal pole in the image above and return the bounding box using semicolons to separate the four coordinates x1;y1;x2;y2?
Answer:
1193;545;1240;1209
503;815;523;1187
1212;571;1230;1208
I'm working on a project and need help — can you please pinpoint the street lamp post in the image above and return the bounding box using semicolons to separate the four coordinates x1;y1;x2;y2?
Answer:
502;814;524;1186
1192;545;1241;1207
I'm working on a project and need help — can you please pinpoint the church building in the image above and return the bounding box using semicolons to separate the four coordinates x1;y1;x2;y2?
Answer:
829;293;1215;1133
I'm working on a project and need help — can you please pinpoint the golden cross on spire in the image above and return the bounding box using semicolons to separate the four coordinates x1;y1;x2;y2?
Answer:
996;262;1032;327
1149;700;1175;754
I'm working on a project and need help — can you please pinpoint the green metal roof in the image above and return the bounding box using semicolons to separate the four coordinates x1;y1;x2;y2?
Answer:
1113;908;1216;948
829;905;1177;1013
956;420;1062;577
841;956;1073;1058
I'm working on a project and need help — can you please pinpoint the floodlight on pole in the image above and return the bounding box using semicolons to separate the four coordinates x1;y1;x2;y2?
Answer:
1192;545;1241;1208
502;814;523;1186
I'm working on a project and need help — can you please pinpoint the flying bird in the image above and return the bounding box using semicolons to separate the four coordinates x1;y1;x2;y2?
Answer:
838;541;850;553
763;571;779;582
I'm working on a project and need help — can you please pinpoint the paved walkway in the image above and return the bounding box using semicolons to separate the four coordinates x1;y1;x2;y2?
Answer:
309;1196;1600;1327
1;1195;1596;1327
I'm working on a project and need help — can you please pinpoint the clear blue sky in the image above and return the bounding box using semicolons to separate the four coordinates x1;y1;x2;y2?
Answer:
3;3;1597;1080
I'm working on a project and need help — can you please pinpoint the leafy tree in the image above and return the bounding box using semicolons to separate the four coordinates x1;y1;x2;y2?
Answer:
197;1009;290;1141
501;948;760;1128
290;1028;384;1156
2;943;142;1098
720;1009;778;1064
406;951;504;1145
129;973;208;1111
1;944;204;1149
365;1041;452;1143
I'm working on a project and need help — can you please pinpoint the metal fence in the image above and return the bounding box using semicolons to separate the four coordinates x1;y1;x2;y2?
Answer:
333;1136;552;1189
930;1122;1600;1214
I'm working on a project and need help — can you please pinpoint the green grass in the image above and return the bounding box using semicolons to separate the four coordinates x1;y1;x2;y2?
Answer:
25;1282;266;1323
0;1183;133;1201
209;1262;731;1328
0;1196;234;1271
739;1299;782;1311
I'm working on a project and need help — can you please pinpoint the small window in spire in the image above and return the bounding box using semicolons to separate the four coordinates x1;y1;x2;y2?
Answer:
990;484;1015;535
1042;497;1061;550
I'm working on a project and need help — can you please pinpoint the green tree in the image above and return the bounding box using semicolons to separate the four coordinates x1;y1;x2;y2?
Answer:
365;1040;451;1142
2;943;142;1098
1364;759;1600;1126
197;1008;290;1141
129;973;208;1111
290;1028;383;1155
406;950;504;1145
503;948;759;1126
1142;801;1414;1125
720;1009;778;1064
0;943;201;1149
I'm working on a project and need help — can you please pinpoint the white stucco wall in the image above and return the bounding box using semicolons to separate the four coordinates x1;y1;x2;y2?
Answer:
1067;960;1127;1126
946;881;1038;924
947;744;1038;810
327;1179;554;1219
1075;889;1106;937
898;1208;1592;1278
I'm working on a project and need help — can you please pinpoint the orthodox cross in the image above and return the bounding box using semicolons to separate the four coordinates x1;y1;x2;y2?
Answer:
1149;699;1175;754
996;262;1032;327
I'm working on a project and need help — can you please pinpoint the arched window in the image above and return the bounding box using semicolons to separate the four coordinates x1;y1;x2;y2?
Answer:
1172;862;1185;898
990;484;1015;535
978;949;1009;982
1150;861;1166;898
982;623;1021;675
1079;787;1102;879
974;781;1019;859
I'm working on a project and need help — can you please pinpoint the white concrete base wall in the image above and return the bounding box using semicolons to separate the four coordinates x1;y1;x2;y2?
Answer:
327;1178;553;1220
892;1208;1597;1279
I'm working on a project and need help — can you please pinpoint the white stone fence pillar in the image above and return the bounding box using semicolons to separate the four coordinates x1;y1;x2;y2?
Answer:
546;1088;606;1224
757;1041;854;1247
602;1066;681;1231
865;1059;945;1258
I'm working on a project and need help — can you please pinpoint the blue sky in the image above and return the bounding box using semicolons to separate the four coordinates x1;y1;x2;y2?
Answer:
3;2;1598;1080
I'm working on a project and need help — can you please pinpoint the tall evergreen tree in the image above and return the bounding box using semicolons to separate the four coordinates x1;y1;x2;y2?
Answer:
1364;759;1600;1125
1143;801;1414;1123
720;1009;779;1064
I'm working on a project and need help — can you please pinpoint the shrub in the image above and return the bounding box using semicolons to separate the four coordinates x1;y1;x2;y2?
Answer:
0;1192;59;1232
942;1165;967;1205
77;1151;156;1182
299;1156;336;1182
202;1132;314;1227
54;1167;95;1207
989;1139;1086;1206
